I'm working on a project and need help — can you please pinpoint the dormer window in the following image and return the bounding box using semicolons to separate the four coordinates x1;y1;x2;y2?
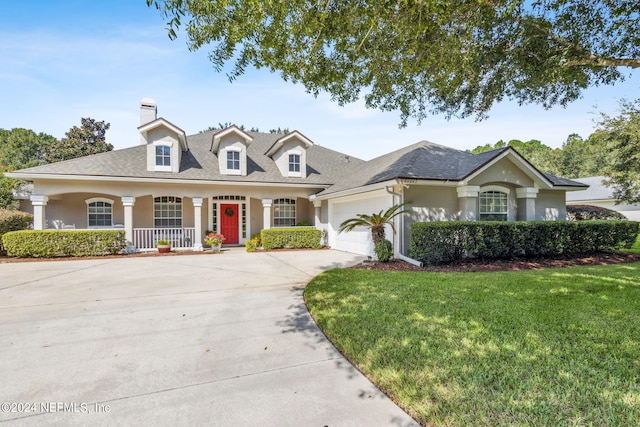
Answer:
156;145;171;167
154;143;172;172
265;131;314;179
227;150;241;175
288;153;301;177
211;126;253;176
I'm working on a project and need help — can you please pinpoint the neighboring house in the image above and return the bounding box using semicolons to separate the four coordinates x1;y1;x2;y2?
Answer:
5;98;588;257
566;176;640;221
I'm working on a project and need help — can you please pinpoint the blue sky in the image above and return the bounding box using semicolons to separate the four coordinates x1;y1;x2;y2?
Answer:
1;1;638;160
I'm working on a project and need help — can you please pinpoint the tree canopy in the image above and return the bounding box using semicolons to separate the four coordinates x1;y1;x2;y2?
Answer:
0;118;113;209
148;0;639;124
598;100;640;204
45;118;113;163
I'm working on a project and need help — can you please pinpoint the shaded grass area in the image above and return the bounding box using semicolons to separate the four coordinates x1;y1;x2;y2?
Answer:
305;264;640;426
627;235;640;254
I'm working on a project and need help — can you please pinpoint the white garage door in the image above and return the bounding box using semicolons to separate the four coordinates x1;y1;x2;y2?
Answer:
330;194;391;256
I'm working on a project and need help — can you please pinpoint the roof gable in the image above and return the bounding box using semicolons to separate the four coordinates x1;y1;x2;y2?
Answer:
138;118;188;151
211;125;254;154
265;130;314;157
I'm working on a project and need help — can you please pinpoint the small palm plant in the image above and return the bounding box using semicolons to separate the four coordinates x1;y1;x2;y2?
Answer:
338;202;412;245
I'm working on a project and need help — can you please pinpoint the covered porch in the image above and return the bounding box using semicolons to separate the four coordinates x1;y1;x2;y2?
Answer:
28;191;319;252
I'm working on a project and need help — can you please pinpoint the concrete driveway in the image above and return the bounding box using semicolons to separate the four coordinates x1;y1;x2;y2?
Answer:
0;249;419;426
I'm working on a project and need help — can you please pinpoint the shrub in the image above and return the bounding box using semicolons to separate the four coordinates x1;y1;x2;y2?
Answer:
261;228;322;250
409;221;640;265
2;229;126;258
245;238;258;252
0;209;33;255
567;205;627;220
374;239;393;262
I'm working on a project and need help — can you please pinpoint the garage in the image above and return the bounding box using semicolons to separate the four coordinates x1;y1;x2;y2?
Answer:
328;191;393;256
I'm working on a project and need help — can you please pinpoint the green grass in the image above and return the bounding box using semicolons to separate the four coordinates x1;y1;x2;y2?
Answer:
305;264;640;426
627;235;640;254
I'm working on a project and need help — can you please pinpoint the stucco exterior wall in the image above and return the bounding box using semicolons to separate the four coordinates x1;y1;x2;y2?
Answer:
145;128;181;173
44;193;124;229
217;135;248;176
468;158;535;188
272;140;307;179
536;190;566;220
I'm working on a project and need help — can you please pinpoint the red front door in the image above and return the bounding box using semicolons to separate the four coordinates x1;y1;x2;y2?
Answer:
220;204;239;244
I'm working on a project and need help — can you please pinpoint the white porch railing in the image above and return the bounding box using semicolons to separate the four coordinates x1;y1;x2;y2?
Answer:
133;227;196;251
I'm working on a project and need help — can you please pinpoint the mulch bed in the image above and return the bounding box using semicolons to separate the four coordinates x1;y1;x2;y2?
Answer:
352;251;640;273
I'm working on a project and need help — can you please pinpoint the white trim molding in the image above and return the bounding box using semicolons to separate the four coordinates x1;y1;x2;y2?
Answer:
516;187;539;199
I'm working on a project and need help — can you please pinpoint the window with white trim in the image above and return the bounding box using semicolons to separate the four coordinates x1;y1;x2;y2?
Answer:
274;198;296;227
479;191;508;221
227;150;240;173
155;145;171;167
289;154;300;173
154;196;182;228
86;199;113;227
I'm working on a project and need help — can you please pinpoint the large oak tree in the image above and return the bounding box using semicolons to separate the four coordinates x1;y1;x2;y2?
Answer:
148;0;639;124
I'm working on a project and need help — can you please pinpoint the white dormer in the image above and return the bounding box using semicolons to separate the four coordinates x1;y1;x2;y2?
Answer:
211;125;254;176
265;130;314;179
138;101;188;173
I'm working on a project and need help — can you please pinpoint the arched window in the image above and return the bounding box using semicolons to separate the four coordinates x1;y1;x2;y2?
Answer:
273;198;296;227
86;198;113;227
154;196;182;228
479;191;508;221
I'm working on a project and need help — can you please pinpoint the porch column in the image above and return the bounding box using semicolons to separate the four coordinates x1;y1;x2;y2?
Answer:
313;200;322;227
192;197;204;252
121;196;135;245
30;195;48;230
457;186;479;221
516;187;538;221
262;198;272;230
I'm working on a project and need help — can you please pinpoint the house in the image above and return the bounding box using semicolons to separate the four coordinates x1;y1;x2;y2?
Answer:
5;98;588;257
566;176;640;221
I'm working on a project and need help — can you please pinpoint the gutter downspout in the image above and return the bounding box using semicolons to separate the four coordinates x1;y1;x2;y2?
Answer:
385;185;423;268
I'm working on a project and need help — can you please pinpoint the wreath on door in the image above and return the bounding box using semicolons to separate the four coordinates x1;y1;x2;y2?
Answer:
224;207;235;217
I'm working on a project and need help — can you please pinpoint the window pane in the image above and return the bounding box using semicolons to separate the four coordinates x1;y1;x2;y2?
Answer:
273;198;296;227
479;191;507;221
87;201;112;227
153;196;182;228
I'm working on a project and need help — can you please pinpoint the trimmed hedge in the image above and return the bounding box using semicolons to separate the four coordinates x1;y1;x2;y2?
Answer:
261;227;322;250
567;204;627;220
0;209;33;255
2;229;126;258
409;221;640;265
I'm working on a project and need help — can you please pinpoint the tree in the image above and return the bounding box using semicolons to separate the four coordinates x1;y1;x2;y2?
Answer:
148;0;639;125
0;128;57;209
553;133;613;178
470;139;559;174
338;202;412;245
598;100;640;204
46;118;112;163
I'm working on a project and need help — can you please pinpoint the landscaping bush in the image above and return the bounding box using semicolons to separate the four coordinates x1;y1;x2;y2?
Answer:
0;209;33;255
260;227;322;250
409;221;640;265
374;239;393;262
567;204;627;220
2;229;126;258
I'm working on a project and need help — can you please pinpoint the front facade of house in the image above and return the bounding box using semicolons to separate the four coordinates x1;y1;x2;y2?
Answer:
7;99;588;256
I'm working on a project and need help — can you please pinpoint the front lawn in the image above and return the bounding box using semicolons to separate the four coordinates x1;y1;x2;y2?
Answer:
305;264;640;426
628;234;640;254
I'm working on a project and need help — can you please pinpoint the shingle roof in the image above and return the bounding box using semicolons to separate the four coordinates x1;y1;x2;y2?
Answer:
565;176;613;201
12;130;364;186
319;141;586;196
